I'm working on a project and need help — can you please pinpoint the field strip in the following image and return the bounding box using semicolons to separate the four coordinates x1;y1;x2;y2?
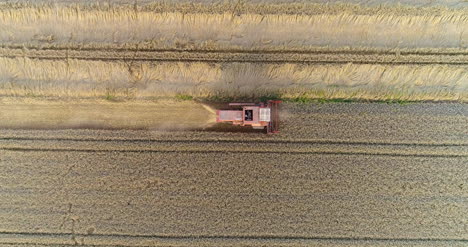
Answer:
4;45;468;56
1;136;466;157
3;45;468;55
0;136;466;147
1;47;468;65
0;231;467;245
1;146;466;158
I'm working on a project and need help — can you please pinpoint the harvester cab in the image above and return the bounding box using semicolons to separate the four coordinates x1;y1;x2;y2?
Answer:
216;100;281;133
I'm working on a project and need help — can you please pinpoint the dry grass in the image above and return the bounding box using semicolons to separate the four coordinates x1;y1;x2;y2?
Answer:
0;3;466;50
0;57;466;101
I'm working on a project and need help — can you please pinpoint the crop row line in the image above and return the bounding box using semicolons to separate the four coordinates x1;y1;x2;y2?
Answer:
1;137;466;147
2;48;468;65
1;146;466;158
2;44;468;56
0;231;467;243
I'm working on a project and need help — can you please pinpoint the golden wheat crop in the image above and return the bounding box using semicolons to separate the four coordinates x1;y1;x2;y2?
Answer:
0;2;466;101
0;57;466;101
0;3;466;50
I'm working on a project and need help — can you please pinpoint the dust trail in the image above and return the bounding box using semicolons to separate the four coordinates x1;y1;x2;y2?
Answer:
200;103;218;127
200;104;217;115
0;98;216;130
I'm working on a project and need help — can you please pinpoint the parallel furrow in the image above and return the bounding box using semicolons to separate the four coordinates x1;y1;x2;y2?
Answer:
1;146;466;158
2;48;468;65
0;137;466;147
1;231;467;243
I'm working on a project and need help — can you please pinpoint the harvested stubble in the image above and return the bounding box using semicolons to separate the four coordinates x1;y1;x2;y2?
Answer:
0;103;467;245
0;57;466;101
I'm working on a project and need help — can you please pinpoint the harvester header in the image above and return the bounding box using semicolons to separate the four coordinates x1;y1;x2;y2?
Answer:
216;100;281;133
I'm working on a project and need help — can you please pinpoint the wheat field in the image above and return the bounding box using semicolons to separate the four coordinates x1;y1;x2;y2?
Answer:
0;57;466;101
0;3;466;50
1;3;468;246
0;1;467;101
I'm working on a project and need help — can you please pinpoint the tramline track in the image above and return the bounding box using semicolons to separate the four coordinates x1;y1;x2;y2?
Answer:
2;47;468;65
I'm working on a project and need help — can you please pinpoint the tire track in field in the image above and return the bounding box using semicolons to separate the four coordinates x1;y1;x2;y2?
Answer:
1;136;466;158
1;47;468;65
1;146;467;158
1;136;467;147
3;44;468;55
1;231;467;244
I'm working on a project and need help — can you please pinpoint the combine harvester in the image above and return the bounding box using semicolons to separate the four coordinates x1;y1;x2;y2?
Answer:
216;100;281;133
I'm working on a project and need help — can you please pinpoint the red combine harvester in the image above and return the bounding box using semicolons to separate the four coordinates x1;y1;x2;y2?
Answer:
216;100;281;133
